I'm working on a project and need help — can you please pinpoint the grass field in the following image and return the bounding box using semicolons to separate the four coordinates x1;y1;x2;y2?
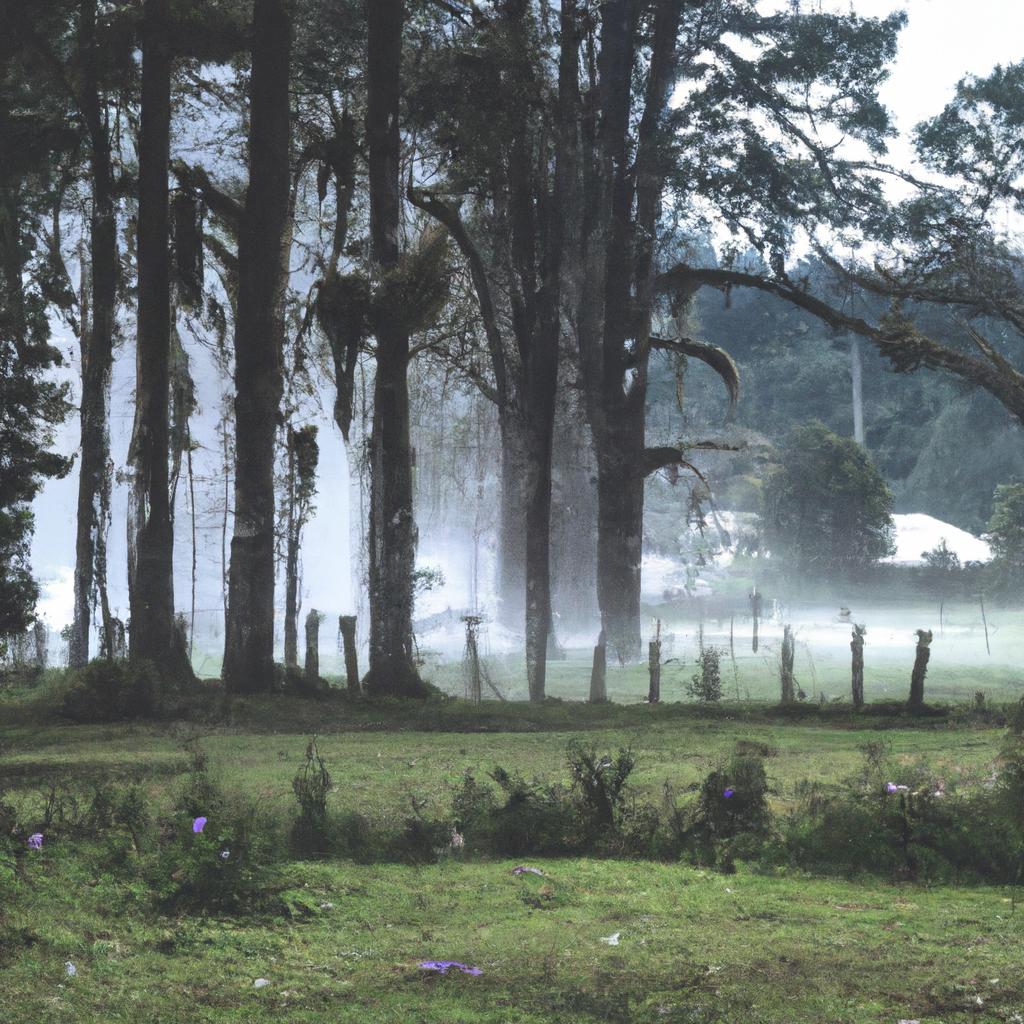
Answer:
2;675;1023;1023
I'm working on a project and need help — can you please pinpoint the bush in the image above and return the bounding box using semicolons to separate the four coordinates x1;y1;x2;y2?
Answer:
688;754;772;868
566;740;635;834
486;767;579;856
290;738;331;858
60;659;164;722
688;647;722;703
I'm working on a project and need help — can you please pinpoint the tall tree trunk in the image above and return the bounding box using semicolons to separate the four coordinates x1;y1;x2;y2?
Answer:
128;0;189;680
596;445;644;661
222;0;292;694
70;0;117;669
496;410;528;631
908;629;932;708
363;0;428;698
850;335;865;446
850;624;865;709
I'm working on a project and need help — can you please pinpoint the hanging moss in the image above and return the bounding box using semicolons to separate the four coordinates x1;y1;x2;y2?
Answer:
171;192;204;311
372;226;452;337
316;270;371;442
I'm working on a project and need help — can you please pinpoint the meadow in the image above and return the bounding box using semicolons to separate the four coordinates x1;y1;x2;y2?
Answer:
2;654;1023;1023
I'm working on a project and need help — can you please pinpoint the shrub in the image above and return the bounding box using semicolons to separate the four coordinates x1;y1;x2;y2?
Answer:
687;647;722;703
60;659;161;722
487;766;579;856
688;754;772;868
290;738;332;858
566;740;635;834
451;770;498;852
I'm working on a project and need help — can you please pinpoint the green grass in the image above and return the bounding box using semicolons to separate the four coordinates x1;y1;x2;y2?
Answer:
1;688;1021;1022
3;852;1023;1023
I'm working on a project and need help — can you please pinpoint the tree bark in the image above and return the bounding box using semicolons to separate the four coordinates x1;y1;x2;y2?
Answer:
589;629;607;702
496;410;528;631
362;0;429;698
222;0;292;694
596;450;644;661
339;614;360;695
780;624;795;703
303;609;320;686
70;0;116;669
128;0;190;681
850;625;865;709
908;629;932;708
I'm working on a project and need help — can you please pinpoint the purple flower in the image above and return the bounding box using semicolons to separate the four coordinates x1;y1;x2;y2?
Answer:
192;816;207;834
419;960;482;976
512;865;544;876
723;788;734;799
27;833;43;850
886;783;909;793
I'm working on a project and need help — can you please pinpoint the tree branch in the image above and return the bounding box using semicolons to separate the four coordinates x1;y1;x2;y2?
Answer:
649;334;740;409
171;160;242;237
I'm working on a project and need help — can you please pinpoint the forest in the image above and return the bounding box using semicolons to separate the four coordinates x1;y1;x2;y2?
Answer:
2;1;1024;1021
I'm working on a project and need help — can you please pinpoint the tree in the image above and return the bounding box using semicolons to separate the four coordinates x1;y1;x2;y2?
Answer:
281;424;319;669
761;422;895;576
222;0;293;694
127;0;192;680
361;0;434;698
0;85;74;638
407;0;575;699
988;482;1024;580
569;1;904;662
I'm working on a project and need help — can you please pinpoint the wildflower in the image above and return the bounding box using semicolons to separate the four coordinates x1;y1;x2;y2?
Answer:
192;816;207;834
219;849;230;860
254;978;270;988
600;932;621;946
450;829;465;850
27;833;43;850
886;783;909;793
64;962;77;977
511;865;544;876
723;788;734;799
418;960;482;975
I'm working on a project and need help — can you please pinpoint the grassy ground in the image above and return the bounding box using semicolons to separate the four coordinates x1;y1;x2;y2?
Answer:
3;852;1023;1023
1;685;1021;1023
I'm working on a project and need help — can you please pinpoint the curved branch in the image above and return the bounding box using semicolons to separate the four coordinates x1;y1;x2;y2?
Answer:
171;160;242;237
649;334;739;409
641;441;742;479
408;186;509;409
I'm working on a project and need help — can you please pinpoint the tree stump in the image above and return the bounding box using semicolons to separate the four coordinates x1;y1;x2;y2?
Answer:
647;636;661;703
304;610;321;687
589;629;607;703
908;628;932;708
850;624;866;709
338;615;360;695
780;624;795;703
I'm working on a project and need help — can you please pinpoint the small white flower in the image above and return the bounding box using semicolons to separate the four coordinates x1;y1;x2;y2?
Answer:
64;962;77;977
600;932;620;946
219;849;230;860
254;978;270;989
319;901;334;910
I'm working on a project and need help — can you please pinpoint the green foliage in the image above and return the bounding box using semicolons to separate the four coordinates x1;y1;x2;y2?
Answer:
988;482;1024;576
289;738;331;858
60;659;162;722
762;421;895;574
565;740;636;833
688;754;772;869
687;647;722;703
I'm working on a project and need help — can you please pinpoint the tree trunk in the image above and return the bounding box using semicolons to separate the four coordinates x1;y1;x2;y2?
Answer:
128;0;189;682
338;615;360;694
596;449;644;662
850;625;865;709
283;434;299;668
908;629;932;708
222;0;292;694
647;632;661;704
850;335;865;446
523;362;558;702
303;609;320;686
496;411;528;631
589;629;607;702
780;624;795;703
70;0;116;668
363;0;429;698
